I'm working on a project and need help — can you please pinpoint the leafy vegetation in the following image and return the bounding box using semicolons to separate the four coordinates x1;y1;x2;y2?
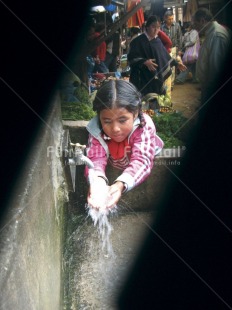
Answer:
155;132;184;148
61;101;96;120
61;83;96;121
73;84;91;106
152;112;190;147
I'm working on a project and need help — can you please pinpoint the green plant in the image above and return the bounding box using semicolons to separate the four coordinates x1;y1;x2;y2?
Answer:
61;101;96;120
152;112;190;146
73;84;91;106
61;81;96;121
156;132;184;148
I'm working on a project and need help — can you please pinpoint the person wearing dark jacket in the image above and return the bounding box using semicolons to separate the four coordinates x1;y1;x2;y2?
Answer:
127;15;186;97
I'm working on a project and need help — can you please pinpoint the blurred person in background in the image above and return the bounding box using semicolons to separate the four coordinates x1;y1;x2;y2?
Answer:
161;10;182;89
91;23;109;74
192;8;231;103
175;22;200;84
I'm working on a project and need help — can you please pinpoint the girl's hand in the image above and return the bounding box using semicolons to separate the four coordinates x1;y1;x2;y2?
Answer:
107;181;125;209
87;178;124;210
87;177;109;210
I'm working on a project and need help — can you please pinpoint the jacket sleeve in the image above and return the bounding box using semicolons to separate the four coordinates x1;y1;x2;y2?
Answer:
115;116;164;192
84;134;109;184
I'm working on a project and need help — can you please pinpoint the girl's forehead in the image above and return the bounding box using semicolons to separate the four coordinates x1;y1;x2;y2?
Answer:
100;107;131;117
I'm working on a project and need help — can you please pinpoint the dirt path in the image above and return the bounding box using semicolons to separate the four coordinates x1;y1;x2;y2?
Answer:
171;81;201;119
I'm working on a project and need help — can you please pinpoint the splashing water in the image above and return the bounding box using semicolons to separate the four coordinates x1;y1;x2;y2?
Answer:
86;169;117;256
86;204;117;257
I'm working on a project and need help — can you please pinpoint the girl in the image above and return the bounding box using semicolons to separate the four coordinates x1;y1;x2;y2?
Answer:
85;79;164;210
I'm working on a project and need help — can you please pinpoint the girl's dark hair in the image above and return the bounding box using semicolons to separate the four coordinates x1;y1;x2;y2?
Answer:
93;80;146;127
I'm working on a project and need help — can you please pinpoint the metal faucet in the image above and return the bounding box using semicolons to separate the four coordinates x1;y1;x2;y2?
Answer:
66;142;94;192
62;129;94;192
68;143;94;169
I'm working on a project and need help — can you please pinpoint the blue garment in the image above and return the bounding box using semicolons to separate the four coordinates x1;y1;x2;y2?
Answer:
86;56;95;78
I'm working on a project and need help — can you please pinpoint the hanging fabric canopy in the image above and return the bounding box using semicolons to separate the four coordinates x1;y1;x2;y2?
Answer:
127;0;145;28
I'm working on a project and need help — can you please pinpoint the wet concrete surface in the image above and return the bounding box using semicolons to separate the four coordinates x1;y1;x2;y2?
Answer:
64;208;154;310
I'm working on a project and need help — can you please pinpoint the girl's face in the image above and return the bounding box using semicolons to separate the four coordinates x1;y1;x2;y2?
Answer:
100;108;138;142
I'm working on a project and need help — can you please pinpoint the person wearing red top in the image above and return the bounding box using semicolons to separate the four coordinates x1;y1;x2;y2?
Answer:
90;23;109;74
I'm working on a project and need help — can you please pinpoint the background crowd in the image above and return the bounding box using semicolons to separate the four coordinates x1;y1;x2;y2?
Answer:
80;7;231;109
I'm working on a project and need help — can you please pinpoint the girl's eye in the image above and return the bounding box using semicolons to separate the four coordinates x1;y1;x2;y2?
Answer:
102;118;128;125
119;118;127;124
119;119;127;124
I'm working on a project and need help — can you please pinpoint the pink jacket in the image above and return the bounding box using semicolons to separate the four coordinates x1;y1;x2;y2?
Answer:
85;113;164;192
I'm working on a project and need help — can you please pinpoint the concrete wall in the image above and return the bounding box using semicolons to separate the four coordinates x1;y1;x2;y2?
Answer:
0;93;68;310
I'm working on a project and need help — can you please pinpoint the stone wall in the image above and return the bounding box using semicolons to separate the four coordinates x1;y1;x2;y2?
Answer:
0;93;68;310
